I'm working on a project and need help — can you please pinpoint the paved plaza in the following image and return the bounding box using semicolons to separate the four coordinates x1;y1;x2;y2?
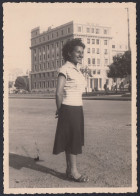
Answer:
9;98;131;188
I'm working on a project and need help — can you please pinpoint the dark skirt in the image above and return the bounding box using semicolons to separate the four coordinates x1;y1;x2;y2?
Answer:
53;104;84;155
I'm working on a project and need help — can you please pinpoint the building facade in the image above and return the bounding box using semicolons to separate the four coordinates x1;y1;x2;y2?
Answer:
30;21;127;92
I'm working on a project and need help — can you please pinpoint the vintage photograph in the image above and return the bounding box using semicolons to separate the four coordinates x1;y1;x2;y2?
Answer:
3;2;137;194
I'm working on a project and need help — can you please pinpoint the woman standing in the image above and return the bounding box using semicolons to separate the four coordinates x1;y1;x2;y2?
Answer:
53;38;89;182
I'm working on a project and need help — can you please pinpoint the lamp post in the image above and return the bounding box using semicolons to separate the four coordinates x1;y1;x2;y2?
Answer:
125;8;130;51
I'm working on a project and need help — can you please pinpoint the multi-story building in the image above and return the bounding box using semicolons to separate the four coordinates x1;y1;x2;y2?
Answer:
112;41;128;57
30;21;127;92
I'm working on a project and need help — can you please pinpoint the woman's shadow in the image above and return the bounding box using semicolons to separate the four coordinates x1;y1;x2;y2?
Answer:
9;153;67;181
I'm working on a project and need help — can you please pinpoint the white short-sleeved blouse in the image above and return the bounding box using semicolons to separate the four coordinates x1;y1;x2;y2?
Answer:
58;61;86;106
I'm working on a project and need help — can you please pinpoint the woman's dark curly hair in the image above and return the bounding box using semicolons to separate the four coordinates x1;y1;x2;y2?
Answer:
62;38;85;61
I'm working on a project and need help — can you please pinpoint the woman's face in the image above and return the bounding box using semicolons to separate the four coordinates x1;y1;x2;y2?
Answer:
69;46;84;65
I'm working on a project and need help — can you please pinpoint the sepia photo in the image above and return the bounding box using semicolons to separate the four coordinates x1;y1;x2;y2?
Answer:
3;2;137;194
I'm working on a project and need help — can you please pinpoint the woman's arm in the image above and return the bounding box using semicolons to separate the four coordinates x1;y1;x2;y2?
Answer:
55;74;66;118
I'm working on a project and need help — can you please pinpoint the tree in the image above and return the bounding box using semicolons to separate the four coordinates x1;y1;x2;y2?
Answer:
9;81;13;88
14;76;29;91
107;51;131;92
108;51;131;78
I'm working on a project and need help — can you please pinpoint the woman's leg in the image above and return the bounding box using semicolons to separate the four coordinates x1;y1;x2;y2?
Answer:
65;152;81;179
65;151;71;174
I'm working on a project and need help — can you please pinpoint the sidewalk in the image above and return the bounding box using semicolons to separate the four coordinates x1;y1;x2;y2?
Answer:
9;99;131;190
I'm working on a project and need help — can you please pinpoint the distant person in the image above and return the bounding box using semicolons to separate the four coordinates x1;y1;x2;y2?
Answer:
111;84;114;91
119;81;124;91
121;81;124;91
111;81;116;92
104;82;108;93
114;84;117;93
53;39;89;182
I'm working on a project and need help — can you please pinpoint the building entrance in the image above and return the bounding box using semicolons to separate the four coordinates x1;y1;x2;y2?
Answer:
94;78;98;91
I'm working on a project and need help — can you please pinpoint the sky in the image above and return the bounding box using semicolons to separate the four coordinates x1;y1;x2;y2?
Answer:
3;3;136;75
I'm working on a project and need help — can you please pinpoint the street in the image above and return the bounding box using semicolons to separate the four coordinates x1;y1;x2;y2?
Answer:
9;98;131;188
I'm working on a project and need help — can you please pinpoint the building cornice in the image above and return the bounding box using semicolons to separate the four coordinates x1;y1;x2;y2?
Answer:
30;34;73;49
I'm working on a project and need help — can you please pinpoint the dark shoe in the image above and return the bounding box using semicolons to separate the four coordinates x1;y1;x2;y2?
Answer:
68;174;89;183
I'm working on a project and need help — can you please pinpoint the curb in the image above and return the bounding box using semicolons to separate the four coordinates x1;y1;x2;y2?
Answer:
9;95;131;101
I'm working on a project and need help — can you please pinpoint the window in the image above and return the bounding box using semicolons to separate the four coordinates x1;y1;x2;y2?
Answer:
47;45;49;50
93;70;96;74
78;26;82;32
39;38;41;42
87;48;90;53
34;49;36;54
43;63;45;70
106;79;109;84
61;29;63;35
99;78;102;88
92;39;95;44
97;70;100;74
47;62;49;69
105;59;108;65
43;54;45;60
87;38;90;44
104;49;108;54
34;56;36;61
56;32;59;37
52;33;53;38
35;65;37;71
88;58;91;64
34;82;36;89
104;29;107;34
112;45;115;48
56;42;58;47
104;40;108;45
39;82;41;88
97;48;100;54
96;29;100;34
91;28;94;33
48;54;49;59
52;61;54;68
97;59;100;65
92;58;95;64
57;60;59;67
48;35;49;40
96;39;100;44
92;48;95;53
43;37;45;41
61;41;63;47
43;81;45;88
68;27;70;33
87;27;90;33
47;81;49;88
62;59;64;65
